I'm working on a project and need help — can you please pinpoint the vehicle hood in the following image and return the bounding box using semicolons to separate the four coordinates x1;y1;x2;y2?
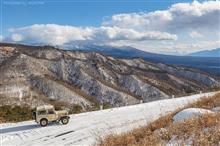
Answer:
55;110;68;115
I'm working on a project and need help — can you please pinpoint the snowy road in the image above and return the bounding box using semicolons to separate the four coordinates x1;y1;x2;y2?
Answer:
0;91;219;146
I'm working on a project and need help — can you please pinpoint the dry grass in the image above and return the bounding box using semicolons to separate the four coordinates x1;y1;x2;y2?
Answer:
166;112;220;146
99;93;220;146
190;93;220;109
98;114;172;146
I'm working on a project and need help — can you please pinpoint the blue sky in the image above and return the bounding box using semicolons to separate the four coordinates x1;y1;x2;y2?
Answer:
1;0;220;55
2;0;188;34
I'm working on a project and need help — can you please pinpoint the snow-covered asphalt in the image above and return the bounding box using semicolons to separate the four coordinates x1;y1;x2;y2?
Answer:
0;91;218;146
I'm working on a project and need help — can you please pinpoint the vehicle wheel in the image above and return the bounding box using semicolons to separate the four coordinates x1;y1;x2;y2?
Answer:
40;119;48;127
61;117;69;125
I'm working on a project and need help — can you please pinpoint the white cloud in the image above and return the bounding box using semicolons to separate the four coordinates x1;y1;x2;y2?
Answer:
8;24;177;45
189;31;203;38
169;40;220;54
9;24;89;45
108;40;220;55
103;1;220;32
11;34;23;42
91;26;177;41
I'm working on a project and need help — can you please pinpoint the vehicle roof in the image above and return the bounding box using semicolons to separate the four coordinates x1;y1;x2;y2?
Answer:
36;105;54;111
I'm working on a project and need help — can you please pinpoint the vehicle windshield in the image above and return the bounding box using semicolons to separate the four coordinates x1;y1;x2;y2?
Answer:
48;109;55;114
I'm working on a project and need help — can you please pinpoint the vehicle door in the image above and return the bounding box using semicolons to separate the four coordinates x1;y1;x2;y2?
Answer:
47;109;57;121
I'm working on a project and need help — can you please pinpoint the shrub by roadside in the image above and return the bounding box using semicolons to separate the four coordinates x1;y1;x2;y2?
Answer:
0;105;32;123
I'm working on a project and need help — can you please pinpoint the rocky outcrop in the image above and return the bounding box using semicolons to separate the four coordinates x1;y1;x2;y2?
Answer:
117;75;169;102
30;75;92;108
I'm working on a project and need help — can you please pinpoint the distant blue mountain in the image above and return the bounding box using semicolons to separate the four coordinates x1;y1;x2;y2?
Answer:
188;48;220;57
64;44;220;75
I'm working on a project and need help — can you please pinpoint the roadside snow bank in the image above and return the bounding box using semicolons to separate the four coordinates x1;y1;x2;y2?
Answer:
173;108;214;123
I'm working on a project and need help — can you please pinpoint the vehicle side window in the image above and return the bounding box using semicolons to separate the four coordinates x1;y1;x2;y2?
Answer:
48;110;55;114
38;110;46;115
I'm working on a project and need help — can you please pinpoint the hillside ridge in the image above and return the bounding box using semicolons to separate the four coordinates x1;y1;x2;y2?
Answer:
0;43;219;109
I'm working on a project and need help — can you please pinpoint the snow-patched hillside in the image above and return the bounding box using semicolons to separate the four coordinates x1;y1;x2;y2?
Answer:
0;92;219;146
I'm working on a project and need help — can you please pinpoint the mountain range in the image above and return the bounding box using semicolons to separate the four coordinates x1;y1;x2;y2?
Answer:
66;44;220;75
0;43;219;110
188;48;220;57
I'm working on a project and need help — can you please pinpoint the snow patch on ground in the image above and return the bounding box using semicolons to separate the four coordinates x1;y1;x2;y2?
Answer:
173;108;214;123
212;106;220;112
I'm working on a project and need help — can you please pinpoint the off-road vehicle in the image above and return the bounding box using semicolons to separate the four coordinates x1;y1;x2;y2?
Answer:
33;105;70;127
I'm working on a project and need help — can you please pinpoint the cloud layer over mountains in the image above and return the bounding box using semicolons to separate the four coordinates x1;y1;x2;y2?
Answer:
4;1;220;54
8;25;177;45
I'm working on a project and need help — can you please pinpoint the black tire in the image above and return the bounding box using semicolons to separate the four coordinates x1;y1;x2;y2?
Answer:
40;118;48;127
61;117;69;125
